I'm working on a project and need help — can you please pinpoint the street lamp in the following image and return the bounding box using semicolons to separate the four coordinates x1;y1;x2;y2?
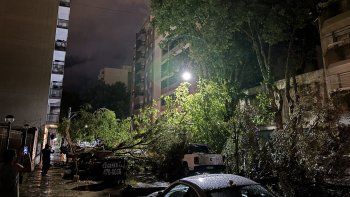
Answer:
5;115;15;149
182;71;192;82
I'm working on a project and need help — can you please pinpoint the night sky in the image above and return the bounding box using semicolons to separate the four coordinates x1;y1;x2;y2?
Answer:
64;0;149;92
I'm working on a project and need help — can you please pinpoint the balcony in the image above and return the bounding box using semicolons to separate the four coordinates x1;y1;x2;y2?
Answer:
327;59;350;92
49;88;62;98
55;40;67;51
59;0;70;7
136;57;146;65
57;19;69;29
52;61;64;74
47;114;60;124
136;45;145;52
49;106;61;115
137;31;146;41
136;50;145;57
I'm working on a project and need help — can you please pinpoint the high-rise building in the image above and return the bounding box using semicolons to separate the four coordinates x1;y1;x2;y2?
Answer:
132;17;192;113
158;38;191;108
45;0;71;145
132;17;155;112
0;0;70;144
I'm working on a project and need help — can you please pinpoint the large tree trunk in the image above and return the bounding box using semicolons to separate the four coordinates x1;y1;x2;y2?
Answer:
234;125;240;174
63;120;79;178
274;89;284;130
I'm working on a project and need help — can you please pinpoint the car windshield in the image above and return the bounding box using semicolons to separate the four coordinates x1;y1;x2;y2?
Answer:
208;185;274;197
187;145;209;153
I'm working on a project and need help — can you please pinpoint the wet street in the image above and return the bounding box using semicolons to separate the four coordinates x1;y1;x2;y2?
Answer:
19;167;122;197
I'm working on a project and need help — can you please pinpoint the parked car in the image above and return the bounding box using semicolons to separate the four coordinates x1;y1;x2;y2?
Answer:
147;174;276;197
182;144;225;175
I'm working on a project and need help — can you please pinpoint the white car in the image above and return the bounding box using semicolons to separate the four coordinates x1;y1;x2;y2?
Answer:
147;174;276;197
182;144;225;175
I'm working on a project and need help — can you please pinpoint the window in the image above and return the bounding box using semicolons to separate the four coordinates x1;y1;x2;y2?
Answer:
57;19;69;29
59;0;70;7
164;184;198;197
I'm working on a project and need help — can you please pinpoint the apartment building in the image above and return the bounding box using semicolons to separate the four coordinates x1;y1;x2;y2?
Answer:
45;0;71;145
0;1;67;127
0;0;70;163
98;66;132;89
159;38;191;106
132;17;156;112
318;0;350;122
319;0;350;93
132;17;192;113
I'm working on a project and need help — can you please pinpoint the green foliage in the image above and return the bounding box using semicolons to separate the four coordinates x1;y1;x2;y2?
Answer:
58;107;158;150
158;80;233;153
223;105;273;177
151;0;317;87
254;92;275;125
151;0;261;86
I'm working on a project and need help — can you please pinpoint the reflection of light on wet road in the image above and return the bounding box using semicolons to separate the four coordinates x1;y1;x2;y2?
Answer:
20;167;114;197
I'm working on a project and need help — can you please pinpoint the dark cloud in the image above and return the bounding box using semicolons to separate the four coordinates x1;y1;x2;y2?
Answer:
64;0;149;91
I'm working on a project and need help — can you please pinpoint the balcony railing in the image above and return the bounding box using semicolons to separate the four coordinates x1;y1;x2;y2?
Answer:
49;102;61;107
49;88;62;98
57;19;69;29
59;0;70;7
137;57;146;65
52;61;64;74
51;81;63;88
47;114;60;124
55;40;67;51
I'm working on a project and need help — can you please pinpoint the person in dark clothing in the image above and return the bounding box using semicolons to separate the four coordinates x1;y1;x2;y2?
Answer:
0;149;24;197
41;144;54;176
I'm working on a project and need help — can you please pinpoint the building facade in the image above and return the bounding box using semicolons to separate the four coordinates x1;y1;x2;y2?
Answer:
319;0;350;93
318;0;350;123
0;0;70;163
98;66;132;88
132;17;192;113
45;0;71;146
132;17;156;112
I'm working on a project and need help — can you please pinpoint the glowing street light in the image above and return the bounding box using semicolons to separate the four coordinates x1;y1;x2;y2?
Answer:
182;71;192;81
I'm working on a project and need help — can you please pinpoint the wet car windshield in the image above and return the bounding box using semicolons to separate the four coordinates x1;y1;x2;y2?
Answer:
208;185;274;197
187;145;209;153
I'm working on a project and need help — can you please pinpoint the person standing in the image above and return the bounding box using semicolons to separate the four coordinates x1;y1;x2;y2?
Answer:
0;149;24;197
41;144;54;176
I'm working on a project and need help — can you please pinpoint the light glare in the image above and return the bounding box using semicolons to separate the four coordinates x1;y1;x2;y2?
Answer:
182;71;192;81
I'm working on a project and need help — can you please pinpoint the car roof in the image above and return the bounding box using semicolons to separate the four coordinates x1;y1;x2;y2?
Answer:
179;174;258;191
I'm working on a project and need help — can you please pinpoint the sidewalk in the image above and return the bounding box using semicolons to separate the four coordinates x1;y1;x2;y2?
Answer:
19;167;120;197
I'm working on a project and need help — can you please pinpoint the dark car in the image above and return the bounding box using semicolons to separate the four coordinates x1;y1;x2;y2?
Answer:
148;174;276;197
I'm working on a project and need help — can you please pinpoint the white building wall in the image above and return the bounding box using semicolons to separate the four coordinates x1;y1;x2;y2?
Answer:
58;6;70;20
51;73;64;82
53;50;66;61
55;28;68;41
